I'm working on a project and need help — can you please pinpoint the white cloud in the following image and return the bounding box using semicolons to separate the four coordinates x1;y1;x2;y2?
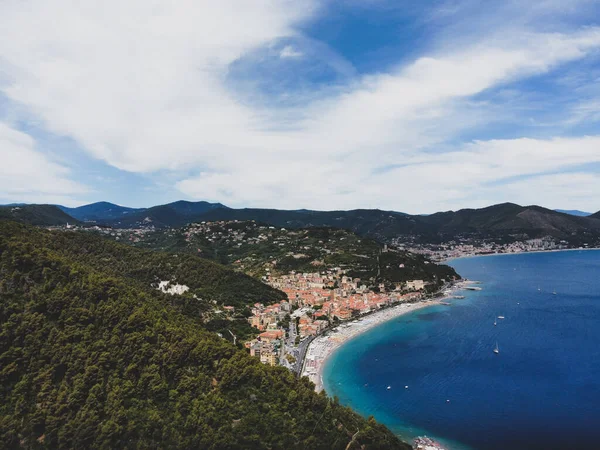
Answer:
279;45;304;59
0;123;86;205
367;136;600;213
1;1;600;212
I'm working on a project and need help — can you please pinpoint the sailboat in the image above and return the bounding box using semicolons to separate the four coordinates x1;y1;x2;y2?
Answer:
494;318;497;326
493;342;499;354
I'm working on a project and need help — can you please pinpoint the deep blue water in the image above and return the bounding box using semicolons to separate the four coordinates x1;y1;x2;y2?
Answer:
323;250;600;450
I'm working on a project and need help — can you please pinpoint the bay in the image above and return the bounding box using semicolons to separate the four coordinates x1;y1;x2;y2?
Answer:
323;250;600;450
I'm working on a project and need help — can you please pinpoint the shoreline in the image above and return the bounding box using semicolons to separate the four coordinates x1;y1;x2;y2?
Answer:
443;246;600;263
300;282;470;393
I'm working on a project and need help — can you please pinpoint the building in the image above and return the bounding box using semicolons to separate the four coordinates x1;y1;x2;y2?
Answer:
406;280;426;291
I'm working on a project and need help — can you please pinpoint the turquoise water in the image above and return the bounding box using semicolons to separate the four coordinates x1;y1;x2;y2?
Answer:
323;250;600;450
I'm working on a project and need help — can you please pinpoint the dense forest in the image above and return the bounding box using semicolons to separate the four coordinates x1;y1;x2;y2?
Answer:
37;227;286;310
2;222;288;343
0;220;409;449
0;205;78;227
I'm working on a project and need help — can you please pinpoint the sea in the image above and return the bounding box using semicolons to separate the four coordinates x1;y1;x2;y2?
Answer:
322;250;600;450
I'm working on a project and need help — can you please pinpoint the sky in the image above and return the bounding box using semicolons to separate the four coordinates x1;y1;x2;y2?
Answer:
2;0;600;214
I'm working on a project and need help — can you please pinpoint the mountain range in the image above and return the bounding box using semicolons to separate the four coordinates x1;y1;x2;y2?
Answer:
57;200;227;223
3;201;600;244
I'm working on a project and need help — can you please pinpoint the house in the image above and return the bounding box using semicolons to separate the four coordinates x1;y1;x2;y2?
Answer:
406;280;426;291
258;330;284;343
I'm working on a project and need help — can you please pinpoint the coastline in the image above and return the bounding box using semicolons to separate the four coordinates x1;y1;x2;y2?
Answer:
443;246;600;263
300;282;469;392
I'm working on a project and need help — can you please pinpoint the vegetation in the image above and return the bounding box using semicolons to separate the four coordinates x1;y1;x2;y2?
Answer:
31;226;285;310
106;222;460;290
9;200;600;245
0;205;78;227
58;202;144;222
0;220;409;449
79;201;228;228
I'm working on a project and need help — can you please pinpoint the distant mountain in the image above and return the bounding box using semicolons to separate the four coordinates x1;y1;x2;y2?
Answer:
418;203;600;237
58;201;144;221
194;208;418;241
7;200;600;244
55;200;228;227
554;209;592;217
191;202;600;244
0;204;78;226
105;200;229;227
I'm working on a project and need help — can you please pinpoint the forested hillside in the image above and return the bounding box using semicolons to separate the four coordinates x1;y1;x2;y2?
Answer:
58;202;144;222
0;220;409;450
0;221;287;342
37;227;286;310
0;205;78;226
110;221;459;290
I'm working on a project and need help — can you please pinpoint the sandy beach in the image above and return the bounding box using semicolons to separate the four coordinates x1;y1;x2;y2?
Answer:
301;298;443;392
300;280;475;392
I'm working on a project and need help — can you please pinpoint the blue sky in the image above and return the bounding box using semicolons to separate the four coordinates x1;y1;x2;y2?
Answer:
1;0;600;214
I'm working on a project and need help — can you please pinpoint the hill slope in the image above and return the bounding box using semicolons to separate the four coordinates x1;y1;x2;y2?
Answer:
46;229;286;310
193;203;600;243
98;200;228;228
10;200;600;244
58;201;144;222
110;221;459;291
0;220;408;450
0;204;78;226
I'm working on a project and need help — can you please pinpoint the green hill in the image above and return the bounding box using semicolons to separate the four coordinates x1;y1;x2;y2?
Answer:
0;204;78;226
195;203;600;243
58;202;144;222
91;201;228;228
110;221;459;291
0;220;409;450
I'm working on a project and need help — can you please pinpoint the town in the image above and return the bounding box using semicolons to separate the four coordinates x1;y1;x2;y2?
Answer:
244;269;425;372
393;235;596;262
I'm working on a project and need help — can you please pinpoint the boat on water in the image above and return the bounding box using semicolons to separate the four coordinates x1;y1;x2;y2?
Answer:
493;342;500;354
494;318;497;326
453;295;465;299
552;290;557;295
497;315;505;319
387;385;391;390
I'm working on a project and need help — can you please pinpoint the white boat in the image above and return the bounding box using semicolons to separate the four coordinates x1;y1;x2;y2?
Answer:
493;342;499;354
552;290;557;295
387;385;392;390
494;318;497;326
497;315;505;319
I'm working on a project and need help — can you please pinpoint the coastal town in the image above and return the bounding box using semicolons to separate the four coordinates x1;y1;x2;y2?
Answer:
243;269;428;373
394;235;594;262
